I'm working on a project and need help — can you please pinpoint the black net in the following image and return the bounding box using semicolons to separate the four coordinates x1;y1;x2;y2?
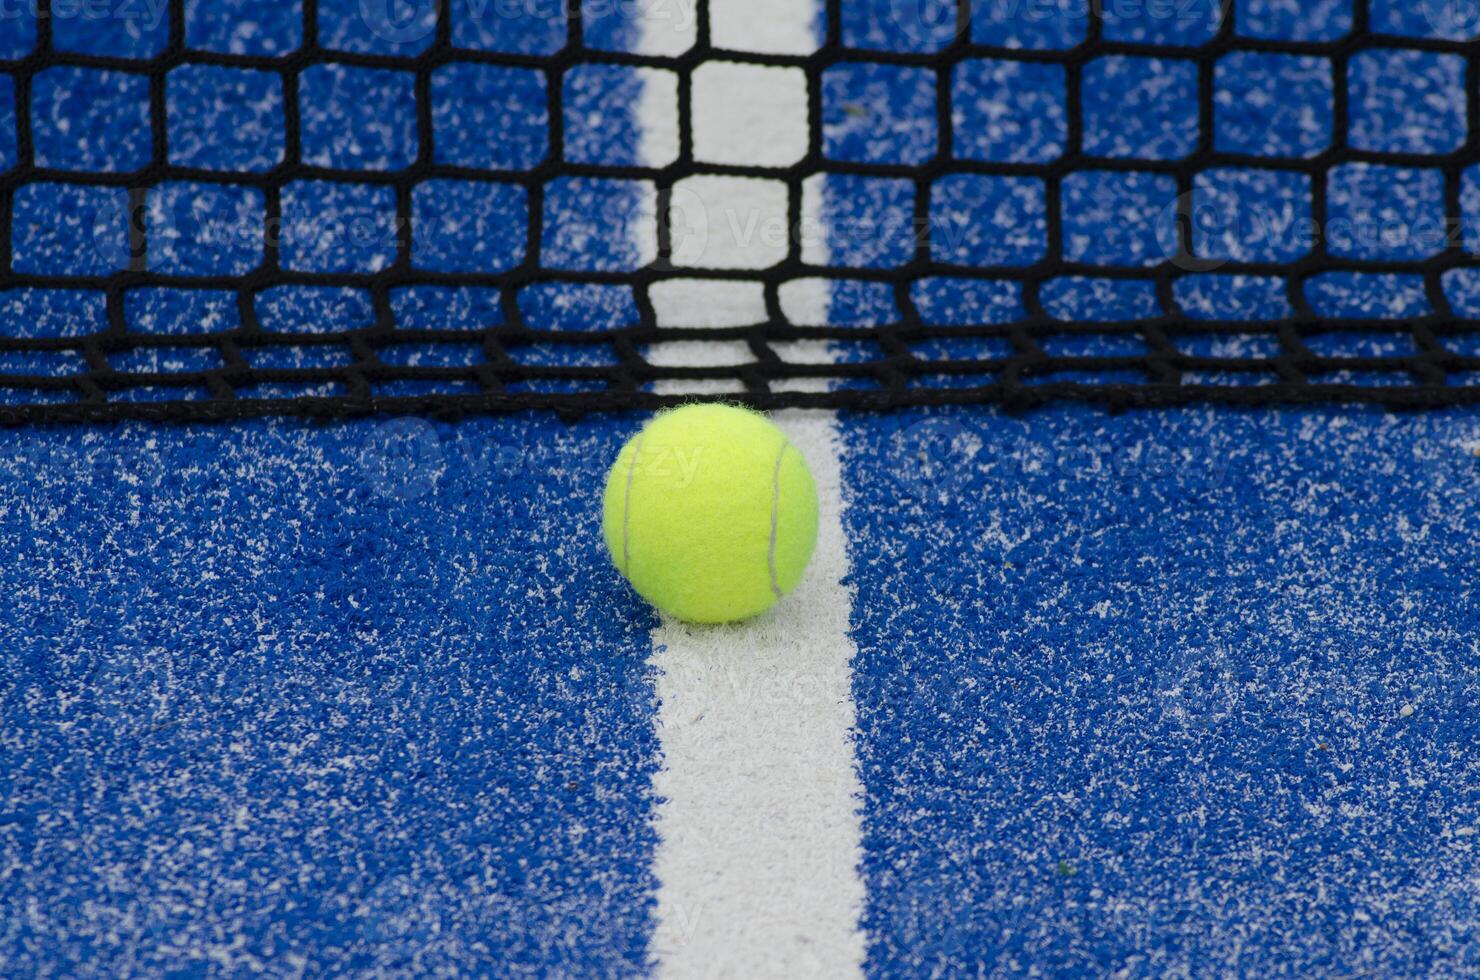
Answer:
3;0;1480;423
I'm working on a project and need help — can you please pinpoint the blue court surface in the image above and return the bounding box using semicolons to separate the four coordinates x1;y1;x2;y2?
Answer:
3;1;1480;977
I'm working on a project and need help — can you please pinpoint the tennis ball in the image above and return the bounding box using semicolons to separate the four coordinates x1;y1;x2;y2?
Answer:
602;404;819;624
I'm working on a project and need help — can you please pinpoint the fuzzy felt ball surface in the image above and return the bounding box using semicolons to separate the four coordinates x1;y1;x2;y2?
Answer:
602;405;819;624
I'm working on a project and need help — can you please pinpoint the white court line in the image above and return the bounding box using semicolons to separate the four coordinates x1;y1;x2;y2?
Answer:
645;414;866;978
635;3;868;976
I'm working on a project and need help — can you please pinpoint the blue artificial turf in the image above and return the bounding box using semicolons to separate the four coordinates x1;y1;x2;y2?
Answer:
824;4;1480;974
0;417;662;975
835;404;1480;976
0;7;668;973
3;0;1479;974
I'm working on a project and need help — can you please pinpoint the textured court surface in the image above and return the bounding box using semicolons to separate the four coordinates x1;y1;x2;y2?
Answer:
1;417;663;975
3;0;1480;976
842;406;1480;976
4;414;1477;976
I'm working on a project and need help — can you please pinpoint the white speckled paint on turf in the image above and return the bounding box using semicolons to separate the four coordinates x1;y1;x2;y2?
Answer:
637;3;868;976
835;405;1480;976
0;417;665;976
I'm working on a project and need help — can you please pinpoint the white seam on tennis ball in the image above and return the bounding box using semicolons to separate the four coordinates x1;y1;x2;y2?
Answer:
767;441;787;601
622;434;643;576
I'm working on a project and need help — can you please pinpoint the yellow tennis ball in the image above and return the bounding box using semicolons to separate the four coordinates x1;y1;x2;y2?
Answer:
602;404;819;624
